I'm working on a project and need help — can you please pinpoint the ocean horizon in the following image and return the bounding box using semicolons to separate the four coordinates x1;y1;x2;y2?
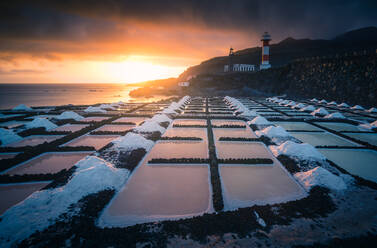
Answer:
0;83;164;109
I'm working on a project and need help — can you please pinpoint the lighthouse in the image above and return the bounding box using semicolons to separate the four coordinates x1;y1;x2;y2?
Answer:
260;32;271;70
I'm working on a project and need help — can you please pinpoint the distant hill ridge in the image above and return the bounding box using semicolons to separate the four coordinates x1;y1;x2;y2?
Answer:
179;26;377;80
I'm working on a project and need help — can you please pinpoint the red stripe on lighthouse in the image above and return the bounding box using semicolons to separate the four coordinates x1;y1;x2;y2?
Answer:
262;55;269;62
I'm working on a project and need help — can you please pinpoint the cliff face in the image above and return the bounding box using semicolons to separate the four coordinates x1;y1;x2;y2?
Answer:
189;51;377;107
179;27;377;80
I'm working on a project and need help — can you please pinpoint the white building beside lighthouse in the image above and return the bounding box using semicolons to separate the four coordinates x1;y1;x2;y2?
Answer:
260;32;271;70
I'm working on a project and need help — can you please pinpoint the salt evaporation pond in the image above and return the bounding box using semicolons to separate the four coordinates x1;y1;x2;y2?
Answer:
0;153;19;160
318;149;377;183
289;132;360;147
7;135;64;147
163;128;208;141
113;117;147;126
53;124;88;132
100;164;211;227
0;120;31;129
315;122;369;132
220;161;306;210
62;135;119;150
0;182;49;214
95;124;134;132
211;119;246;126
216;142;272;159
81;116;109;122
172;119;207;126
148;141;209;159
4;152;92;175
343;133;377;146
213;128;257;140
273;122;323;131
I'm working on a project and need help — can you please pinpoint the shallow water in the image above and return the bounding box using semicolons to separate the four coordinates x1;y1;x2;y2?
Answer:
343;133;377;146
315;122;368;132
63;135;119;150
172;119;207;126
289;132;359;147
163;128;208;141
216;142;272;159
213;128;257;140
81;116;110;122
220;163;306;210
0;153;18;160
273;122;323;131
211;120;246;126
7;135;64;147
4;152;91;175
102;163;211;226
148;141;209;159
113;117;148;126
95;124;134;132
53;124;88;132
318;149;377;183
0;182;49;214
0;120;30;129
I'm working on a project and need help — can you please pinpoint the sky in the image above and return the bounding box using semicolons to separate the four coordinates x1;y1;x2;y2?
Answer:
0;0;376;84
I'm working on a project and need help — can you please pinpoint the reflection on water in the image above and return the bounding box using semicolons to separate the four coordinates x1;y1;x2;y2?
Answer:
63;135;119;150
0;84;171;109
103;163;211;226
319;149;377;183
5;152;91;175
216;142;271;159
220;164;306;210
148;141;209;159
0;182;49;214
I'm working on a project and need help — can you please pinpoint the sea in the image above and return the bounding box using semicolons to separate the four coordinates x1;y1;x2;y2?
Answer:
0;84;167;110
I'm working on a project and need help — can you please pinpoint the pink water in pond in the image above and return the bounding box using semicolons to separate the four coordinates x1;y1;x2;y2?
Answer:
113;117;147;125
5;152;91;175
211;119;246;126
63;135;119;150
103;164;210;226
216;142;271;159
8;135;64;147
220;163;306;210
53;124;88;132
95;124;134;132
163;128;208;142
213;127;257;140
0;182;49;214
81;116;109;122
172;119;207;126
0;153;18;160
148;141;209;159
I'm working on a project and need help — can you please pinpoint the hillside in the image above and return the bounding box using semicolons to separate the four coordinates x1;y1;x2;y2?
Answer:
179;27;377;80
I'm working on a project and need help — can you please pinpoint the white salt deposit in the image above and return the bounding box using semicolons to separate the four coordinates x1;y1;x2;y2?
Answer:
111;132;154;152
84;106;107;113
256;126;290;138
55;111;84;121
12;104;32;111
25;118;58;131
293;103;306;109
311;107;329;116
318;99;328;104
367;107;377;113
269;141;326;161
324;112;346;119
338;103;350;108
248;116;271;125
300;105;316;112
254;211;266;227
0;128;23;146
351;105;364;110
150;114;172;124
294;166;347;191
328;101;337;105
0;156;129;247
134;120;166;134
310;98;318;102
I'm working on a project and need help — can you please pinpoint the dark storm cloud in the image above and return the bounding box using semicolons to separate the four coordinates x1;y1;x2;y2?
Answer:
0;0;376;56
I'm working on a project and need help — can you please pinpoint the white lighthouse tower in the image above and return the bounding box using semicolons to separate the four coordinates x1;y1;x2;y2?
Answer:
260;32;271;70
